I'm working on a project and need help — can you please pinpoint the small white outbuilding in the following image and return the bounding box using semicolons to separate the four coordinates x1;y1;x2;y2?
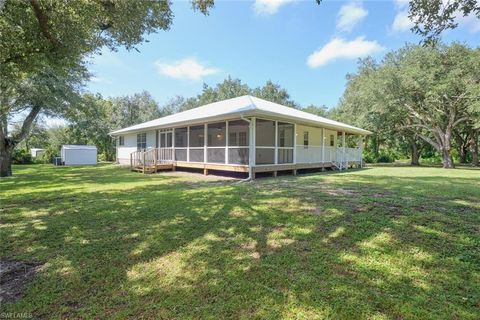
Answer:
61;145;97;165
30;148;45;158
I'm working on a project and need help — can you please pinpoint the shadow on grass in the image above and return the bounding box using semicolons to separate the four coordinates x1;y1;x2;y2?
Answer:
1;164;479;318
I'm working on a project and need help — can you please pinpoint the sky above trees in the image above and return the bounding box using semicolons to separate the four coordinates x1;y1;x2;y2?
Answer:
87;0;479;110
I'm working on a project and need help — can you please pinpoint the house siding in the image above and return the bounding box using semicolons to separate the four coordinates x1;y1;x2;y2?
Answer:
295;124;337;163
116;130;156;165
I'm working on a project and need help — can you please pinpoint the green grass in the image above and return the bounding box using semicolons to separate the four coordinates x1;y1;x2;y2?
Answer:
1;164;479;319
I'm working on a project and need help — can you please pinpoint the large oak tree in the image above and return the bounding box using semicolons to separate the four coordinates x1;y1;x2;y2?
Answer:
0;0;213;177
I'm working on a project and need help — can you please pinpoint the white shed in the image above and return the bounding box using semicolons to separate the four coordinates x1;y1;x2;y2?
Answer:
30;148;45;158
61;145;97;165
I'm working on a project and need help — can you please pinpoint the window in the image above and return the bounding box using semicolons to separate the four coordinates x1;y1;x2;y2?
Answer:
137;133;146;151
228;148;249;165
228;120;249;146
175;127;188;147
303;131;309;149
278;122;294;164
256;119;275;146
207;148;225;163
119;136;124;146
330;134;335;147
208;122;226;147
278;149;293;164
189;125;204;147
256;148;275;165
189;149;204;162
278;122;294;147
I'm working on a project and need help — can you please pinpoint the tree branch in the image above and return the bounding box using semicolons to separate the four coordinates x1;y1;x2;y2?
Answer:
418;133;440;151
12;105;41;145
30;0;60;49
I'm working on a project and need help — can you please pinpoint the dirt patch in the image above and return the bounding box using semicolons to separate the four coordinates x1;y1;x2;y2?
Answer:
321;188;357;196
0;260;44;303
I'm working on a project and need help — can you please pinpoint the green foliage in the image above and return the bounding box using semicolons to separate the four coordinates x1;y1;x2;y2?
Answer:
12;149;33;164
0;0;213;176
40;145;60;164
172;77;301;112
110;91;162;129
409;0;480;43
335;43;480;168
363;150;396;163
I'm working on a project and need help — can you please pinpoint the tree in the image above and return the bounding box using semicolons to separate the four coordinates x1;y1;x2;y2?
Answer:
109;91;161;130
302;105;329;117
337;44;480;168
172;77;300;112
409;0;480;43
0;0;213;177
393;44;479;168
252;80;299;108
66;94;116;161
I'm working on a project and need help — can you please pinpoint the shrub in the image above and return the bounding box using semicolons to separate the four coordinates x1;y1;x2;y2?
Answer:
376;152;395;163
12;149;33;164
41;146;60;163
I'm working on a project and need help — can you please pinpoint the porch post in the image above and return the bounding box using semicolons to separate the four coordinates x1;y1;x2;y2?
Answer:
293;123;297;164
274;120;278;165
249;117;256;179
187;126;190;162
204;124;207;163
321;128;325;168
342;131;346;168
172;128;175;161
225;121;229;164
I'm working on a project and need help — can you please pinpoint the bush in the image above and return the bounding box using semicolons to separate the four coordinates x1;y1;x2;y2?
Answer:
362;151;396;163
376;152;395;163
12;149;33;164
41;146;60;163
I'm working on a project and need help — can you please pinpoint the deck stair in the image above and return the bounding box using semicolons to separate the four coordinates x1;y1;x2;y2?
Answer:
333;148;348;170
130;148;174;174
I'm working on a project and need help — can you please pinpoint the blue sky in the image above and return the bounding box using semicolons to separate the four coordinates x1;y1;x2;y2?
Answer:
87;0;479;110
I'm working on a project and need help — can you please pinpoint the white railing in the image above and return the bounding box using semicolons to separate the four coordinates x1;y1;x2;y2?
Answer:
345;147;361;162
130;148;174;168
295;146;361;164
295;146;323;163
323;146;336;162
157;148;173;163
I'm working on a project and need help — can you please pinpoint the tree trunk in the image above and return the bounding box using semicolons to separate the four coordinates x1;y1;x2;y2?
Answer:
469;132;479;167
411;142;420;165
441;147;454;168
458;146;467;163
0;140;13;177
0;105;41;177
454;132;469;164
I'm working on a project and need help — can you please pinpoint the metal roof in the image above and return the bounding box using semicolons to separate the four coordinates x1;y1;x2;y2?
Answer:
61;145;97;150
110;95;371;136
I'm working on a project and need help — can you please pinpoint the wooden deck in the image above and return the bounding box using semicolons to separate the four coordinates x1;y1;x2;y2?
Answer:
131;160;362;177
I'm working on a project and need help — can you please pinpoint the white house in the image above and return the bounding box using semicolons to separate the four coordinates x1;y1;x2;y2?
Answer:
61;145;97;165
110;96;371;178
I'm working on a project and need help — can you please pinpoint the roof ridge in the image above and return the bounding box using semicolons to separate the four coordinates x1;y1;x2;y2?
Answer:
246;95;257;110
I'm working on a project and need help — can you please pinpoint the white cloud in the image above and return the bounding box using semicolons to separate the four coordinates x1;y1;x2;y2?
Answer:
391;11;414;32
307;37;385;68
394;0;409;9
456;12;480;33
89;76;111;84
155;58;220;81
253;0;295;15
336;1;368;32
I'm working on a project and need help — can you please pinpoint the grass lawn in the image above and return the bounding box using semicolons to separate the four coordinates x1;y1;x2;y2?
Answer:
1;164;479;319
